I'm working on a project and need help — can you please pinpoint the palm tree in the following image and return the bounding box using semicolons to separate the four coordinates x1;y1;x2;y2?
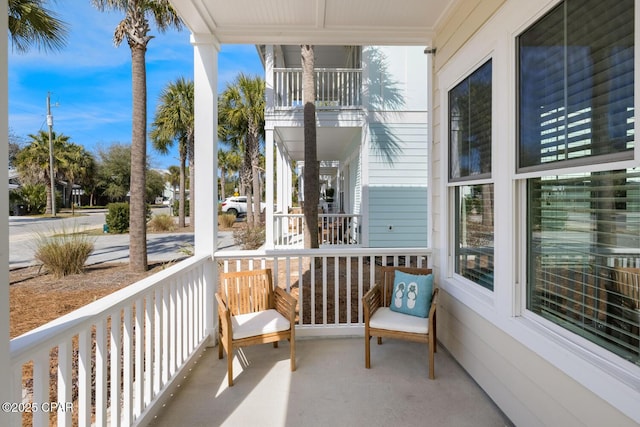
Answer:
150;77;194;228
8;0;68;53
14;130;71;214
301;45;319;248
218;74;265;226
61;144;96;212
218;148;241;201
92;0;182;272
165;165;180;204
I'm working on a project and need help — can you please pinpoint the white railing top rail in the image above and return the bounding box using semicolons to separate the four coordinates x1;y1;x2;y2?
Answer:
273;67;363;73
10;254;211;365
274;213;362;218
214;246;431;260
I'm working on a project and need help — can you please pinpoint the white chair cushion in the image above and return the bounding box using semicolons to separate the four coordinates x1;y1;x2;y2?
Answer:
369;307;429;334
232;309;291;340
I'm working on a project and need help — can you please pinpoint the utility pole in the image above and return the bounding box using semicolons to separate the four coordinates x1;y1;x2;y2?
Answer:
47;92;56;217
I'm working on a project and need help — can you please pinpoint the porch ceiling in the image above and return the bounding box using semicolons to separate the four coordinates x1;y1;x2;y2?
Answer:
170;0;456;45
276;126;359;161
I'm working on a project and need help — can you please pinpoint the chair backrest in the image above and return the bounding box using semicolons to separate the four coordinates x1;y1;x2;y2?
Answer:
380;266;433;308
219;269;275;316
613;267;640;310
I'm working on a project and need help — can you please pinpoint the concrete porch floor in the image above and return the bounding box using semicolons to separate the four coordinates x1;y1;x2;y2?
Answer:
148;338;512;427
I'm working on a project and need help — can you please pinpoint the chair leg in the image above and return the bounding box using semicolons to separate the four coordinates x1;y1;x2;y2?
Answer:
428;337;435;380
227;347;234;387
273;341;279;348
365;334;371;369
377;337;382;345
290;335;296;372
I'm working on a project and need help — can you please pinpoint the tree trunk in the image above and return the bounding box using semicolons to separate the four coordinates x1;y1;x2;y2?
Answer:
301;45;319;249
129;45;148;272
242;142;253;222
250;129;261;226
45;179;53;215
178;149;186;227
188;133;195;228
220;167;227;201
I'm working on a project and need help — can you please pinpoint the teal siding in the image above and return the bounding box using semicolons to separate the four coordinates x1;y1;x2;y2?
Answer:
367;123;429;247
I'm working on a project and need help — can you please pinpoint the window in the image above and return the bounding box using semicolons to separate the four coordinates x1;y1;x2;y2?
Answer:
455;184;494;291
450;61;492;181
527;170;640;366
449;60;494;290
520;0;638;366
518;0;634;173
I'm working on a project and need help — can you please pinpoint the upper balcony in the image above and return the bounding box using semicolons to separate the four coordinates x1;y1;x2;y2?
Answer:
273;67;362;110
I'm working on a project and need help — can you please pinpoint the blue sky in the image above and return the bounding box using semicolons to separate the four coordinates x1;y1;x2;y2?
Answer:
8;2;264;169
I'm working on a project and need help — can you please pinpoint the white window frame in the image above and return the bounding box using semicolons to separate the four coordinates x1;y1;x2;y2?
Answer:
438;0;640;420
514;0;640;397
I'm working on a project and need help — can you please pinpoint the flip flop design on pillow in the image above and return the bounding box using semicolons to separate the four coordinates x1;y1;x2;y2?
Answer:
393;282;405;308
389;271;433;318
406;282;418;309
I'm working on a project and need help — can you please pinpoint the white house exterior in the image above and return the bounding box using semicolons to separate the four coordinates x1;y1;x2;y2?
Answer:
260;44;430;248
2;1;640;426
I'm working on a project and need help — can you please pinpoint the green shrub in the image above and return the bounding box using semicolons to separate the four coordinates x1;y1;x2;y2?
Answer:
233;225;265;250
14;184;47;214
218;213;236;229
148;214;175;232
33;227;95;278
105;202;130;233
172;199;190;216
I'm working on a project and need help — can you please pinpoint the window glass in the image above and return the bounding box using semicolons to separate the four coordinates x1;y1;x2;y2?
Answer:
455;184;495;291
527;169;640;366
518;0;634;172
449;60;492;181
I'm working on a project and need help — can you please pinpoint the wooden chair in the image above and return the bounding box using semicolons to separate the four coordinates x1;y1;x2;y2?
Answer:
216;269;297;386
363;266;438;379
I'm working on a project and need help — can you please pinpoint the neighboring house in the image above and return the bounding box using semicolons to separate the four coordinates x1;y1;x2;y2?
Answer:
259;45;429;248
2;1;639;427
7;168;18;190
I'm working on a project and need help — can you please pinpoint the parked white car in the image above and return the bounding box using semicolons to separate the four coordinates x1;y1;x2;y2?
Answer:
221;196;266;217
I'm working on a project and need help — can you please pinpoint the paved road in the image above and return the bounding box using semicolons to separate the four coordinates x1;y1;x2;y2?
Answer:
9;209;235;269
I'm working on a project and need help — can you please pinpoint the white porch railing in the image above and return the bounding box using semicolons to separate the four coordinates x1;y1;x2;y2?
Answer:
273;68;362;109
273;213;361;248
215;247;431;336
8;246;430;426
9;254;213;427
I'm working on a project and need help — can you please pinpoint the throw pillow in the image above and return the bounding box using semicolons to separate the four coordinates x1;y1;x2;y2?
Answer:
389;271;433;318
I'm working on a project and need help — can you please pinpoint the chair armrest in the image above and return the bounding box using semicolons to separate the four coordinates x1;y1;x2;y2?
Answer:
274;287;297;323
363;284;382;321
428;288;439;328
215;292;232;335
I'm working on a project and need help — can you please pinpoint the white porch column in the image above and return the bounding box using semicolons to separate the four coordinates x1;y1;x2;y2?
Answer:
276;142;284;212
0;2;14;425
287;155;293;209
191;33;219;344
265;128;274;248
265;45;275;248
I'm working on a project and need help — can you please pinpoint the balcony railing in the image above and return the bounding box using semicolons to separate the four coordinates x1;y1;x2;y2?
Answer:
9;247;429;426
216;247;430;335
273;68;362;109
9;254;213;427
273;213;361;248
